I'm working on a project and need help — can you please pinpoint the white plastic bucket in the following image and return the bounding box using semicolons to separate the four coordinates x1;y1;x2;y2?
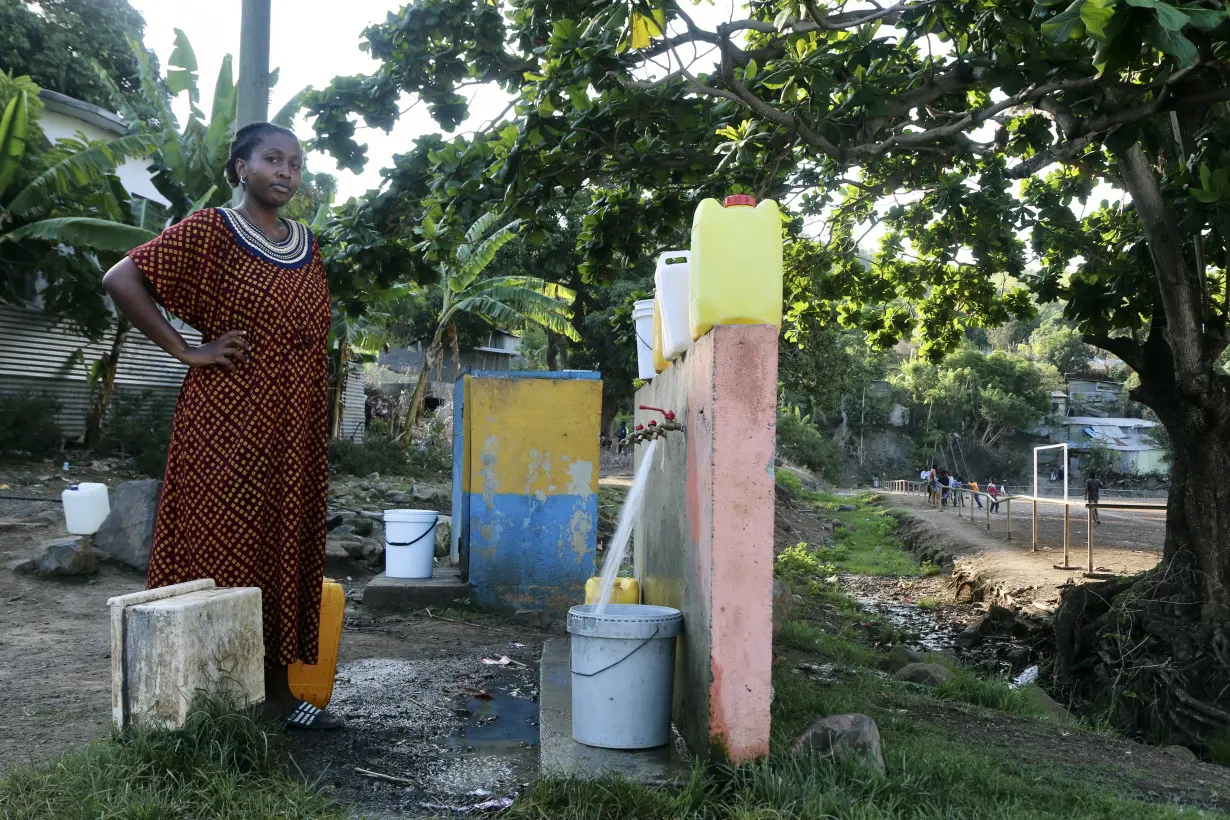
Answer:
654;251;691;360
62;482;110;535
567;603;684;749
383;509;439;579
632;299;656;381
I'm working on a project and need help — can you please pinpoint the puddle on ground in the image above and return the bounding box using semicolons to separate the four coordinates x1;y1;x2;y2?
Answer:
446;684;540;748
854;597;958;651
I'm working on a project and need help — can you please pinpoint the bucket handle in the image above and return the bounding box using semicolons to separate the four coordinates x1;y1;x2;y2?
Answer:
657;250;690;266
386;513;440;547
570;625;661;677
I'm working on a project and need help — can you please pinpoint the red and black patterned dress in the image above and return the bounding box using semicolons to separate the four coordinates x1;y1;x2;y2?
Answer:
127;207;330;665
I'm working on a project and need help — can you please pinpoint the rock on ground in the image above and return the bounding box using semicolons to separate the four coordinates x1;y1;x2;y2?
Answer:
955;627;984;648
893;662;952;686
94;480;161;572
791;713;886;774
435;516;452;558
882;645;925;673
35;537;99;576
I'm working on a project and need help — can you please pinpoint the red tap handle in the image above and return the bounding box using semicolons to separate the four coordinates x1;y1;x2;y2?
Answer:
647;420;658;427
635;424;644;431
639;405;676;421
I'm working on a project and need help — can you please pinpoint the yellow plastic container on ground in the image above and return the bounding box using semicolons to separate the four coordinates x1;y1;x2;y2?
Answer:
585;576;641;605
652;297;668;374
689;195;783;339
288;579;344;709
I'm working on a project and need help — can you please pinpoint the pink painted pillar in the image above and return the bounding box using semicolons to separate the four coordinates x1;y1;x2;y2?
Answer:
633;324;777;763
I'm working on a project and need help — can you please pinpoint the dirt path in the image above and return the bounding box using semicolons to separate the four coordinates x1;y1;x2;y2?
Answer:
883;491;1164;605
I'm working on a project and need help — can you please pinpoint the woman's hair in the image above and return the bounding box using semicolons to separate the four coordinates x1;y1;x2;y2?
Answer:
224;122;298;187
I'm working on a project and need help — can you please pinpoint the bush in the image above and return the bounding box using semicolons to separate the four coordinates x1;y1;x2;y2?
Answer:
97;392;174;477
328;434;412;477
776;408;842;482
0;392;63;458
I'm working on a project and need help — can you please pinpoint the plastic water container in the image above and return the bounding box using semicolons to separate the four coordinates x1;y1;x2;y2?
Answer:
384;509;439;579
652;297;668;374
690;195;783;339
632;299;656;380
62;482;111;534
654;250;691;360
289;578;345;709
584;576;640;606
568;603;683;748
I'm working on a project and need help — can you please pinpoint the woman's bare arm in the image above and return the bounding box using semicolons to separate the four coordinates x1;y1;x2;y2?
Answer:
102;257;250;371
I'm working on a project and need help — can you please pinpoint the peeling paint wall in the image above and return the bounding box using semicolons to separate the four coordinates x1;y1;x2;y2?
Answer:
454;372;602;611
633;325;777;764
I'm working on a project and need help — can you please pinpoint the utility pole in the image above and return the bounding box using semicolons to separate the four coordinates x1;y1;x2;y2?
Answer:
234;0;271;203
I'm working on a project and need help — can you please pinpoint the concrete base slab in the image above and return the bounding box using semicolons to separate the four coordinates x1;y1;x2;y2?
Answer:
364;567;473;612
539;638;690;784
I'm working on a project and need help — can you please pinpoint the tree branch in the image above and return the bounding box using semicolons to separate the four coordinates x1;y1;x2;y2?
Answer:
1085;333;1143;373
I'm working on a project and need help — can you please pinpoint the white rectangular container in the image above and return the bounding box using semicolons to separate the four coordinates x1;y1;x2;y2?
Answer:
62;482;110;535
654;250;692;360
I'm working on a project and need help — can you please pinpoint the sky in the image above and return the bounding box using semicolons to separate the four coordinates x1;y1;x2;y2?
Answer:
128;0;735;202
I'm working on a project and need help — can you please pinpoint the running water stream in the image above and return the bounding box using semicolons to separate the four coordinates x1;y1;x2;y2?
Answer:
594;439;659;613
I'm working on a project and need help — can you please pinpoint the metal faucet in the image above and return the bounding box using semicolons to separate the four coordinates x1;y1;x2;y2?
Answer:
628;406;684;445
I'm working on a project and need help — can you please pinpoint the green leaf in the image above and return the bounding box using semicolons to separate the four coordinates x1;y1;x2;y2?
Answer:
1147;23;1197;64
1042;0;1088;42
745;59;759;81
271;87;309;128
1123;0;1155;6
166;28;200;102
0;90;30;200
1181;5;1227;29
7;134;157;216
1081;0;1118;40
1153;2;1191;30
3;218;157;253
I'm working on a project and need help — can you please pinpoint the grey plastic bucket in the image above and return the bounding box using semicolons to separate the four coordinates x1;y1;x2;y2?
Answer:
567;603;684;749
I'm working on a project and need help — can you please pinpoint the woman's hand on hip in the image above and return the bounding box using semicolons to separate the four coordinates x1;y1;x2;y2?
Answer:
177;330;252;371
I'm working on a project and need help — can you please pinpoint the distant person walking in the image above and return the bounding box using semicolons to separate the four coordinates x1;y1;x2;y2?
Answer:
968;478;983;510
929;466;940;506
1085;472;1104;525
987;480;1000;513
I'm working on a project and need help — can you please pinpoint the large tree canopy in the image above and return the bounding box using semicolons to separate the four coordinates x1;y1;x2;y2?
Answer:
310;0;1230;745
0;0;154;115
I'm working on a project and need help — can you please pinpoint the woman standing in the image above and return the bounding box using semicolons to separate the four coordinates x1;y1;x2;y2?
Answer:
102;123;340;730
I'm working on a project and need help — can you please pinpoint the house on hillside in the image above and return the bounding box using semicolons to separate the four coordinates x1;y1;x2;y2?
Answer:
1067;378;1124;417
370;330;522;409
0;91;366;442
1048;416;1168;476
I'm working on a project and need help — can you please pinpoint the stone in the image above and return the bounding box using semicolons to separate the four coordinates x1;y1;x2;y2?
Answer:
791;713;885;774
513;608;553;629
893;662;951;686
360;539;385;564
366;472;381;480
882;645;925;673
350;517;375;538
1023;685;1075;724
324;539;352;561
388;492;412;505
413;483;448;504
1006;647;1031;668
36;536;99;576
955;628;984;649
94;480;162;572
331;524;357;537
6;556;36;574
772;579;793;638
1163;745;1198;763
838;504;857;512
435;516;452;559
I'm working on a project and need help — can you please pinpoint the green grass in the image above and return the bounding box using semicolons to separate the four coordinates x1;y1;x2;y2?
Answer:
776;476;923;577
0;695;341;819
932;666;1047;718
916;596;941;610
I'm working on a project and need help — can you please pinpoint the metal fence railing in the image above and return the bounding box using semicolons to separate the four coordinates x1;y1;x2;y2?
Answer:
883;479;1166;575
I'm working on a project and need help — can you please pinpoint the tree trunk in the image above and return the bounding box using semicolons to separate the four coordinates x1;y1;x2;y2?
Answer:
1053;343;1230;745
546;331;565;371
327;338;349;439
83;316;131;449
403;324;447;437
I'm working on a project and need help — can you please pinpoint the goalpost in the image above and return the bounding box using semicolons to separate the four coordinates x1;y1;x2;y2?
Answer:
1033;443;1069;503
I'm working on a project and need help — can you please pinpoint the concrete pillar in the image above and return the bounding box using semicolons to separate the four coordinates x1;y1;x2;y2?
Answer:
633;324;777;763
237;0;271;128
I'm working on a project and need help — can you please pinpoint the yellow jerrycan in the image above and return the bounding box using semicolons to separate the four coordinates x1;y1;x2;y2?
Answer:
652;296;668;374
288;578;345;709
585;576;641;605
689;194;783;339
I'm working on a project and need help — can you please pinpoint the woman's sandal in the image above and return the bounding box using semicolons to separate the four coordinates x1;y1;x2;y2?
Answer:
283;701;344;731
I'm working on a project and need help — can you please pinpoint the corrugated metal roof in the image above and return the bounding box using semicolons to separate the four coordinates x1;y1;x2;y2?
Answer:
1061;416;1158;428
339;365;365;442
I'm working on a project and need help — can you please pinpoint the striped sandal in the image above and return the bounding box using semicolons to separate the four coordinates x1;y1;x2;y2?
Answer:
283;701;344;731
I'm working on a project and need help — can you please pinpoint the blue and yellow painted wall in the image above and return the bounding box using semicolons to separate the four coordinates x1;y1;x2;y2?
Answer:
452;371;602;611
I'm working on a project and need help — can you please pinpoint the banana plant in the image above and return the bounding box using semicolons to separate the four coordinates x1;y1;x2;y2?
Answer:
399;213;580;434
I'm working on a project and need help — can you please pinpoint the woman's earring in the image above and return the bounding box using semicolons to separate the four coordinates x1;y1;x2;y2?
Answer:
240;177;248;189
